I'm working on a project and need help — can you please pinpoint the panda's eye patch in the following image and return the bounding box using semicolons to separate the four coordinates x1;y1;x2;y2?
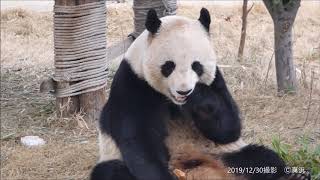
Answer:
192;61;204;76
161;61;175;77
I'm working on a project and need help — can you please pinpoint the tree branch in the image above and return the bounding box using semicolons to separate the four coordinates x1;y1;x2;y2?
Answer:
263;0;294;19
283;0;301;20
247;2;255;14
284;0;301;12
262;0;273;13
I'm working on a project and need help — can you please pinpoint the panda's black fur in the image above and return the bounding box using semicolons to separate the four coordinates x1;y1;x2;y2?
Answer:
91;8;310;180
222;144;287;180
96;60;173;180
184;67;241;144
198;8;211;32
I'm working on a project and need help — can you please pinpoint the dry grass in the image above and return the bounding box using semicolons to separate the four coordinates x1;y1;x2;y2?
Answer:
2;141;97;179
1;2;320;180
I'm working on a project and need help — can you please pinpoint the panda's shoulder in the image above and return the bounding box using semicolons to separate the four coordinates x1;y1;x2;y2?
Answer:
103;58;167;112
109;59;148;92
99;59;166;133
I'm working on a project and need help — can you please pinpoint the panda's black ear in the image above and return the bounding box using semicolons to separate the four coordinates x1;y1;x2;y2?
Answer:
198;8;211;32
145;9;162;34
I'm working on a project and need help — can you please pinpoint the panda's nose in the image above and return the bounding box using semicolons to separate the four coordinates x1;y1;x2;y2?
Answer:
177;89;192;96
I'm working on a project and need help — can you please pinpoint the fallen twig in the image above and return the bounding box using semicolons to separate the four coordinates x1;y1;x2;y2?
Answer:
304;70;315;126
263;52;275;87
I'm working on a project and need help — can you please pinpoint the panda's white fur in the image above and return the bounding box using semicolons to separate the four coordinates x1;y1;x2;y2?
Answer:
125;16;217;105
97;119;246;166
98;130;122;162
97;12;245;170
123;14;245;159
91;8;301;180
97;15;221;166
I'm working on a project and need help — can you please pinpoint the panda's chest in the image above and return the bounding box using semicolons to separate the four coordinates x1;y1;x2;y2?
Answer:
164;116;221;161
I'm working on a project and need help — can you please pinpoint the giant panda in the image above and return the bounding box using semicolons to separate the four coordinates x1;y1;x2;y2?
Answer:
90;8;310;180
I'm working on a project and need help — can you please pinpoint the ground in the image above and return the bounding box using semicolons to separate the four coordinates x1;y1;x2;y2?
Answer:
1;2;320;180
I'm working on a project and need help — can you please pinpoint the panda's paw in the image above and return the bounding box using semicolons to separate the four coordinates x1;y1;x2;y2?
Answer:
193;101;216;119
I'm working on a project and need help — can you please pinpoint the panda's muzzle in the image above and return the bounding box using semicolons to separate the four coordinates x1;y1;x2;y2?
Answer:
176;89;192;96
170;88;194;105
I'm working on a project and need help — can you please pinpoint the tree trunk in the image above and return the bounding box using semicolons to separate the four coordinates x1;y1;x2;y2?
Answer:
237;0;248;61
132;0;177;37
274;20;297;93
54;0;107;124
55;0;80;117
263;0;301;94
79;89;106;124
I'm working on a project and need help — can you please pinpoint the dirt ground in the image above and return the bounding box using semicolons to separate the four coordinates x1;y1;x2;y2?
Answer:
1;2;320;180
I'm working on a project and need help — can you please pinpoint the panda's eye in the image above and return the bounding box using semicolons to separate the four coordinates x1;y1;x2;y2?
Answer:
161;61;175;77
192;61;204;76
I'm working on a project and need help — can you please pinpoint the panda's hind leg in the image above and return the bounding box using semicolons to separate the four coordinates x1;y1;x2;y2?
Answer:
90;160;136;180
91;132;135;180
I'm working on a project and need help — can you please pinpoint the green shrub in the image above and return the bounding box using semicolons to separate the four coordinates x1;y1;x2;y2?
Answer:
271;135;320;179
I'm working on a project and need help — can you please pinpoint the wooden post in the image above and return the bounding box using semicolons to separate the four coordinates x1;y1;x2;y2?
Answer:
54;0;107;124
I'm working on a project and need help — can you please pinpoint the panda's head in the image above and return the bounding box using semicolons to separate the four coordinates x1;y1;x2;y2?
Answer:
126;8;217;105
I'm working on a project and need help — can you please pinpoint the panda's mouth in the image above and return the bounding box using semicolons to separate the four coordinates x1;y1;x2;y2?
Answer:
169;91;187;105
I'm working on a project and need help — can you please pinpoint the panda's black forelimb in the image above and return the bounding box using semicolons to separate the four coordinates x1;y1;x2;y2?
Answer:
222;144;287;180
97;60;177;180
185;67;241;144
90;160;136;180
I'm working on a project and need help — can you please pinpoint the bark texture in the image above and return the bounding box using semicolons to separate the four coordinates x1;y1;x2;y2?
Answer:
263;0;301;93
